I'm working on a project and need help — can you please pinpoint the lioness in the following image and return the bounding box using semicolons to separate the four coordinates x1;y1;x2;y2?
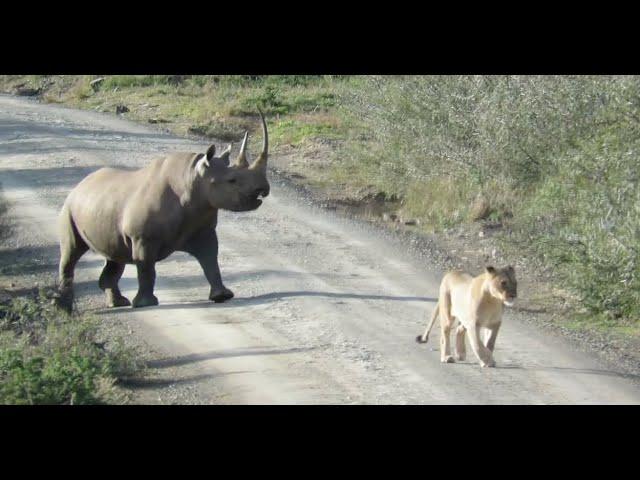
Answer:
416;266;517;368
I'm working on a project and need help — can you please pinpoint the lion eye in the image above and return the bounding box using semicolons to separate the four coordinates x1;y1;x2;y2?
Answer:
501;280;507;287
228;178;237;184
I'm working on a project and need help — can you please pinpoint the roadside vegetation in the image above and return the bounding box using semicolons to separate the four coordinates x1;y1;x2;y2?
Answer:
0;75;349;147
340;76;640;333
0;291;142;404
1;74;638;337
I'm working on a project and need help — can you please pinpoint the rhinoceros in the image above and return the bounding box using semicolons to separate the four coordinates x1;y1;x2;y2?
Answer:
56;110;270;312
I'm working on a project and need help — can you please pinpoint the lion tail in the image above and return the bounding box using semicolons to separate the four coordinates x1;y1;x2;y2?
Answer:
416;301;439;344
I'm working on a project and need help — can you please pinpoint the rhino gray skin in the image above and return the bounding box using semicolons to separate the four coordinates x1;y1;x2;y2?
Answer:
56;110;270;311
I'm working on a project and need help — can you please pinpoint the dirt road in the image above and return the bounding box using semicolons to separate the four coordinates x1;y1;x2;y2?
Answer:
1;94;639;404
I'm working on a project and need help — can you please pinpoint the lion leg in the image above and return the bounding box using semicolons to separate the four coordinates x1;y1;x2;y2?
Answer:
455;324;467;361
484;323;501;353
439;295;455;363
182;228;233;303
98;260;131;307
467;324;495;368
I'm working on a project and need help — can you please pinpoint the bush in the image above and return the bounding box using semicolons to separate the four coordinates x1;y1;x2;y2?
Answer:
340;75;640;324
0;292;141;404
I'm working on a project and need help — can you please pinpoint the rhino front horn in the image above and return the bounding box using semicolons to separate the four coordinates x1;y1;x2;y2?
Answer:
249;108;268;171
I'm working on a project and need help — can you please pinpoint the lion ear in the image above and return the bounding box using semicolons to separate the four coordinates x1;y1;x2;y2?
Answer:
485;266;497;275
195;154;210;177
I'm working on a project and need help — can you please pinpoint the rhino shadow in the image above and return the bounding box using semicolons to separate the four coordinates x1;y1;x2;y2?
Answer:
95;290;436;315
0;243;104;277
0;165;111;193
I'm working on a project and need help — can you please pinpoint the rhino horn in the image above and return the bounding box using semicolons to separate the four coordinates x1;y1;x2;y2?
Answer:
249;108;268;171
234;131;250;169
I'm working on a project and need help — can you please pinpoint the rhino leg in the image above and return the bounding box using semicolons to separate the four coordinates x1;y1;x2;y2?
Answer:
56;207;89;313
132;262;159;308
98;260;131;307
182;229;234;303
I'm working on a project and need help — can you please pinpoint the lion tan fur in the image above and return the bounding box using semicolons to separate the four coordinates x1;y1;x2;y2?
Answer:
416;266;517;368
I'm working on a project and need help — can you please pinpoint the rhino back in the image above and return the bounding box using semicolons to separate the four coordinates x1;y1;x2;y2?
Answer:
65;166;149;261
65;153;214;263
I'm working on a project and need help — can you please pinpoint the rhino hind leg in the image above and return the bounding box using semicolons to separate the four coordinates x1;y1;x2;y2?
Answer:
132;262;159;308
98;260;131;307
56;208;89;313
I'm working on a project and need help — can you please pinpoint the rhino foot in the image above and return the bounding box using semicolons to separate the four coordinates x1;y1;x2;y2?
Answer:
132;293;159;308
108;294;131;308
210;287;234;303
53;291;74;314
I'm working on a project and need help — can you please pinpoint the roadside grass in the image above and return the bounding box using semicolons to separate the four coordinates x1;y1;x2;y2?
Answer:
0;290;144;405
1;75;350;152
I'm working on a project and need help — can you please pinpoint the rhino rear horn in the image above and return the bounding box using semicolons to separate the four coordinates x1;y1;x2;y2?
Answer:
249;108;268;171
219;143;232;166
234;131;250;169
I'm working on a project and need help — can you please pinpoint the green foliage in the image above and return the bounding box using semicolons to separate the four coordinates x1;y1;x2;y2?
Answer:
101;75;180;89
270;119;341;146
513;128;640;322
341;75;640;324
0;293;141;404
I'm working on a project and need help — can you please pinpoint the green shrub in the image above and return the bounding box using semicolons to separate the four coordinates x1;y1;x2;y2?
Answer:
340;75;640;324
0;293;141;404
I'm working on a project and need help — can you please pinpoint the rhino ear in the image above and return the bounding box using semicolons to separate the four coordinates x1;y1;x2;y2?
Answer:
206;144;216;161
195;154;210;177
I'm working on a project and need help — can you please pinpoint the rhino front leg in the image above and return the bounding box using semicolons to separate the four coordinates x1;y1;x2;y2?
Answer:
98;260;131;307
132;262;159;308
183;229;233;303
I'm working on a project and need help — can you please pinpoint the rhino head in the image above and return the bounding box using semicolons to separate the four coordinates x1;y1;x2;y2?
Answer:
194;109;270;212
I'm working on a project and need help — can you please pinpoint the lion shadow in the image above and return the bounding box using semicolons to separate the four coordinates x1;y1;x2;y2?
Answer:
492;364;640;382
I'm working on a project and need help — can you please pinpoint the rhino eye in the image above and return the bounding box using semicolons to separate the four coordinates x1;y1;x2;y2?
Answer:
228;178;237;184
